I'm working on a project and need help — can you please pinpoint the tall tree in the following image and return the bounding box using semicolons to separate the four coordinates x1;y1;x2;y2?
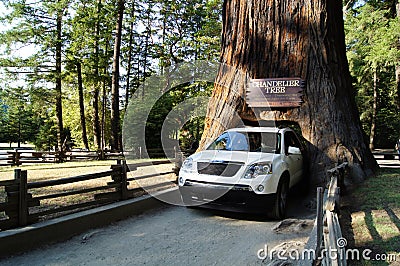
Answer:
396;0;400;109
92;0;103;151
200;0;377;185
345;3;400;148
0;86;40;146
110;0;125;151
55;3;64;152
0;0;70;151
0;0;225;151
76;61;89;150
124;2;136;111
66;0;116;150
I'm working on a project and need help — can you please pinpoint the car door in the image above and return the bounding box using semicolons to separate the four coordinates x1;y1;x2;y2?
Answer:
284;131;303;186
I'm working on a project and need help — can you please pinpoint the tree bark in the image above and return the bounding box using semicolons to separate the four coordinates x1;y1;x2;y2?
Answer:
101;41;110;154
110;0;124;151
77;62;89;150
200;0;377;185
125;2;135;111
92;0;102;151
369;69;378;150
141;4;153;98
55;9;64;153
396;1;400;110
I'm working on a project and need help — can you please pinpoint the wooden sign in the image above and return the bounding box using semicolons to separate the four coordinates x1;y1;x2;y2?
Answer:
246;78;305;108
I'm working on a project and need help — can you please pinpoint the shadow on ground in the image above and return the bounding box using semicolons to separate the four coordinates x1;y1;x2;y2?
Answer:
185;192;316;222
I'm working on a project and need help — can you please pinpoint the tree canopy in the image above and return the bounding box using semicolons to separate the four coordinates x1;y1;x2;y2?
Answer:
345;1;400;148
0;0;398;159
0;0;222;151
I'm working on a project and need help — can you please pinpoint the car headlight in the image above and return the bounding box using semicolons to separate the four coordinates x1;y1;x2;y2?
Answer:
181;157;194;172
243;162;272;179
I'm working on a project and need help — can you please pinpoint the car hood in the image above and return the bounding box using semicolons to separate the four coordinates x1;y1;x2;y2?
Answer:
189;150;275;165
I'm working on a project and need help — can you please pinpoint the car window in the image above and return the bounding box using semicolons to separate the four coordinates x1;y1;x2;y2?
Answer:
284;131;301;154
207;131;279;153
208;132;232;151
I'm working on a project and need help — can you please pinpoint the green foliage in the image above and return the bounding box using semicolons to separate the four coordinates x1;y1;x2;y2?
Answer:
2;0;399;153
123;78;213;157
0;85;44;147
345;2;400;148
0;0;223;151
31;115;58;151
155;0;222;67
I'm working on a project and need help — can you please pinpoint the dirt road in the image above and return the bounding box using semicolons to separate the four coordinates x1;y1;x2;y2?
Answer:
0;193;314;266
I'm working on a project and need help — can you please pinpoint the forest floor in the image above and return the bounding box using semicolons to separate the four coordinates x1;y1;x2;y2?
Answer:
341;159;400;265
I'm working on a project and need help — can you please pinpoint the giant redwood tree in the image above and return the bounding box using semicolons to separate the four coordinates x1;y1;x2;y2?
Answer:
200;0;377;185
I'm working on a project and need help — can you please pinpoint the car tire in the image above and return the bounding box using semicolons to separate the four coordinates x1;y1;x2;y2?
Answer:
270;176;289;220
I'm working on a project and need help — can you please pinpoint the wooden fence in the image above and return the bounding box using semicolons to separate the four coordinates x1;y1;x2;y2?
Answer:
0;159;175;231
0;147;186;167
0;150;125;166
371;151;400;160
301;162;348;266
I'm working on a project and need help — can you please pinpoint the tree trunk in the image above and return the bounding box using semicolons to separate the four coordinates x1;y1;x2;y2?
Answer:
396;1;400;110
200;0;377;185
92;0;102;151
17;117;21;148
397;65;400;110
77;62;89;150
110;0;124;151
55;10;64;154
369;69;378;150
125;2;135;111
141;4;152;98
101;41;110;153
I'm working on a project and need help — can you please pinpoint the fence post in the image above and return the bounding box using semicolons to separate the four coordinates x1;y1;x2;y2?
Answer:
98;149;105;160
121;160;128;200
338;165;346;194
174;146;177;160
59;150;65;163
111;160;128;200
18;170;28;226
335;187;341;213
15;151;21;166
316;187;324;256
13;169;28;226
13;168;21;179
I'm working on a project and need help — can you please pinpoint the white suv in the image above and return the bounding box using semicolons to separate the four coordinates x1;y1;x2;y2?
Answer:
178;127;305;219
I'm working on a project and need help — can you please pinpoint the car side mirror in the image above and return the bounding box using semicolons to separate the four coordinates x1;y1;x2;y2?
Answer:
288;146;301;155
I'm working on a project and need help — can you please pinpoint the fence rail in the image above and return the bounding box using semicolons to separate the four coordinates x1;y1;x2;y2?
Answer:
0;159;175;231
0;147;188;167
301;162;348;266
372;151;400;160
0;150;127;166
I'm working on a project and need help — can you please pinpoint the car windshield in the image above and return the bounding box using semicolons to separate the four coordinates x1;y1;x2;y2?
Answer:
207;131;280;153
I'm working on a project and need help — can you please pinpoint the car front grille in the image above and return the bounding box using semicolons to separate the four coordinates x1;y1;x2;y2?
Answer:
197;162;243;177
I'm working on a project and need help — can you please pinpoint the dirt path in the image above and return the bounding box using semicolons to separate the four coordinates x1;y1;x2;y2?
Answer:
0;195;314;266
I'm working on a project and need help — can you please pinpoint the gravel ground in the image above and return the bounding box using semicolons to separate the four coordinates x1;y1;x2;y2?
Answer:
0;194;314;266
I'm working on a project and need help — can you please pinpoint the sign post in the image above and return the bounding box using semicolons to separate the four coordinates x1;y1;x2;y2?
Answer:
246;78;305;108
